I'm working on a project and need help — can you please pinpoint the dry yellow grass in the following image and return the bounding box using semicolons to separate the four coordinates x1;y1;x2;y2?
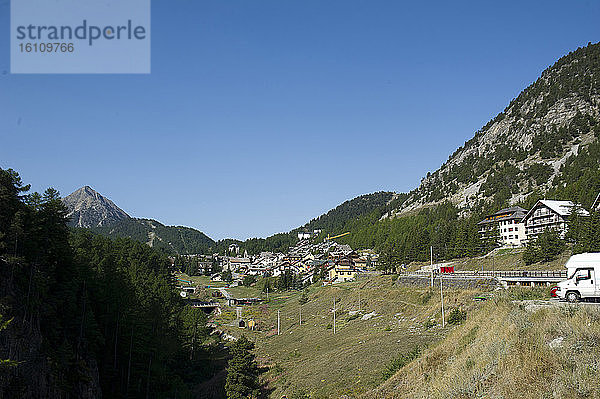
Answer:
213;276;485;398
363;295;600;399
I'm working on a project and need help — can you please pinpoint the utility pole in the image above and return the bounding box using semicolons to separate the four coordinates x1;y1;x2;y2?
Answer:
440;271;445;328
430;246;434;287
266;287;269;301
277;310;280;335
299;305;302;326
333;297;336;334
432;245;445;327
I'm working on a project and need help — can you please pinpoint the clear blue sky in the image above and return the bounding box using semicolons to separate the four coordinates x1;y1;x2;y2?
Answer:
1;1;599;240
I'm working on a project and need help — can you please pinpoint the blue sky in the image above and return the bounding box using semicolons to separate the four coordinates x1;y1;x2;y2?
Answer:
1;0;599;240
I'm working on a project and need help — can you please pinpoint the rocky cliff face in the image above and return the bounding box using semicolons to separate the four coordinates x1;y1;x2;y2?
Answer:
62;186;130;228
389;42;600;217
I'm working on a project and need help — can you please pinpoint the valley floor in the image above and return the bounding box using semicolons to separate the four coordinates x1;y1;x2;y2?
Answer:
212;275;487;398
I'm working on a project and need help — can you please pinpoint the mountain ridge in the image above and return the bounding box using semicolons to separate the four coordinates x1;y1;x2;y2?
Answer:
62;185;130;228
389;42;600;217
62;186;215;255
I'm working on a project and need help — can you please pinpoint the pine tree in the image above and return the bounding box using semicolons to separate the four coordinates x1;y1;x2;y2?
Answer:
225;336;260;399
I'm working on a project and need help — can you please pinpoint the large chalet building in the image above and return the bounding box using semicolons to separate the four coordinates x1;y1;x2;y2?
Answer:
478;206;528;247
522;199;589;242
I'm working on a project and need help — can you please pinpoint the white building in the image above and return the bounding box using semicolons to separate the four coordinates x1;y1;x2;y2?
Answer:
478;206;527;247
523;200;590;242
228;243;240;255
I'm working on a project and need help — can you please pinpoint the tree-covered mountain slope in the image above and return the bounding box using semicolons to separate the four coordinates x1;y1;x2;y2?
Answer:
211;192;398;256
391;42;600;217
297;191;395;233
327;43;600;264
62;187;215;254
91;217;215;255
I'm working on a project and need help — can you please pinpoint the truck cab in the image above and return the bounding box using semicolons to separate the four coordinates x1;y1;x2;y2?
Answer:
554;253;600;302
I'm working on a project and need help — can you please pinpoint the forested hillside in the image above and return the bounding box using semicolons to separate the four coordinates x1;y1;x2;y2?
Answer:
298;191;395;234
91;217;215;255
62;187;215;256
0;168;220;398
394;42;600;215
330;43;600;264
211;192;398;256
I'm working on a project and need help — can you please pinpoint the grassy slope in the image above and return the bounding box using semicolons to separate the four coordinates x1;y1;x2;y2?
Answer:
213;276;487;398
363;294;600;399
407;248;573;272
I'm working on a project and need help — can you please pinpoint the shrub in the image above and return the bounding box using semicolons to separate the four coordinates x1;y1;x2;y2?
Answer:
243;275;256;287
421;289;433;304
446;308;467;325
346;313;360;322
423;319;437;329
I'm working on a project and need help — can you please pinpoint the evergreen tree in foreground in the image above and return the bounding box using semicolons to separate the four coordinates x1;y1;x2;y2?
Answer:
225;335;260;399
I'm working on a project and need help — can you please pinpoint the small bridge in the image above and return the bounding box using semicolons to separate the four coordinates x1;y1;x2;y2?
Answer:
185;299;220;312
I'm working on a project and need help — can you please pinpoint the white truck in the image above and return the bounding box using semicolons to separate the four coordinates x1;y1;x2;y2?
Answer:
553;253;600;302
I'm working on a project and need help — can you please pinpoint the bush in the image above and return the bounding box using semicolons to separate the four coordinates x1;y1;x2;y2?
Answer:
446;308;467;325
243;275;256;287
421;289;433;304
346;313;360;322
423;319;437;329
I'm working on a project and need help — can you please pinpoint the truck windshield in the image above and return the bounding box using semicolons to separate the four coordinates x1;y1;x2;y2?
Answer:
568;269;591;280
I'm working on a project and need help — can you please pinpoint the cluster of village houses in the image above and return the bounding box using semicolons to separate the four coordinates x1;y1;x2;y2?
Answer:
179;236;377;285
478;195;600;248
178;195;600;286
221;238;377;285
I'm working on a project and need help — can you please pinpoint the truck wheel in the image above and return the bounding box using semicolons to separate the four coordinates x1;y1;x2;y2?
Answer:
566;291;579;303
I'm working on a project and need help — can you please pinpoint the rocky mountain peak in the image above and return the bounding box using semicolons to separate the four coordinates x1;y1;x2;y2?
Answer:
62;186;130;228
389;42;600;217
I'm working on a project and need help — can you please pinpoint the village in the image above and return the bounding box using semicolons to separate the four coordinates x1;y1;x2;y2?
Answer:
174;195;600;292
176;231;378;288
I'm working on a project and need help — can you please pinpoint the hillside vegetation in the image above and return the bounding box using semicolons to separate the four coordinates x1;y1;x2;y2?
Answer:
214;276;486;398
364;297;600;399
0;169;221;398
298;192;396;234
397;42;600;215
328;43;600;265
91;217;215;255
212;192;396;256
